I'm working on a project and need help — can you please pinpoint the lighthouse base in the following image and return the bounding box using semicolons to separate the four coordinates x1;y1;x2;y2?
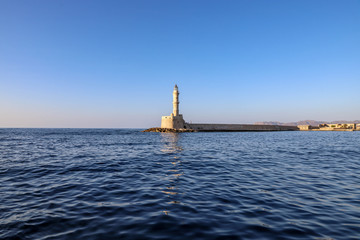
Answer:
161;114;186;129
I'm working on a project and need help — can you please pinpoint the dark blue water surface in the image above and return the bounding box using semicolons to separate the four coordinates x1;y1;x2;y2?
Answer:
0;129;359;240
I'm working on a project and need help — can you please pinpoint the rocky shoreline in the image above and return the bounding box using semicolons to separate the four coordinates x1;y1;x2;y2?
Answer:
142;128;196;133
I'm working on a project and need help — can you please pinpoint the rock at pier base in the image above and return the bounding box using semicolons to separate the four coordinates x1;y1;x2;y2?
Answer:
142;128;196;133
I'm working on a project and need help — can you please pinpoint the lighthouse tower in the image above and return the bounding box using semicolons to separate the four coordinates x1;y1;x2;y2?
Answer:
161;85;186;129
173;84;179;116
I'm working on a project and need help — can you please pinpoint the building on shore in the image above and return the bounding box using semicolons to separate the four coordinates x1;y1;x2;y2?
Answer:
298;123;358;131
298;125;312;131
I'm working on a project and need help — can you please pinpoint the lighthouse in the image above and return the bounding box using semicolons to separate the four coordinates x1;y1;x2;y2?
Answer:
161;85;186;129
173;85;179;116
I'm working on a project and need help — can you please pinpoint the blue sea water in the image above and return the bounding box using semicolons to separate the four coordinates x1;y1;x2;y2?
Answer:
0;128;359;240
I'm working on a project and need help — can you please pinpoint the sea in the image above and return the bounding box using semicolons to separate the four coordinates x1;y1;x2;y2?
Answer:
0;128;359;240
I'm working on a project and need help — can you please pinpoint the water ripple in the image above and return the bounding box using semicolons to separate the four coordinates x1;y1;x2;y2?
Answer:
0;129;359;239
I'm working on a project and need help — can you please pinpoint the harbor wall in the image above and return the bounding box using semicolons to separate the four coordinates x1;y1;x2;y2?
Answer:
187;124;299;132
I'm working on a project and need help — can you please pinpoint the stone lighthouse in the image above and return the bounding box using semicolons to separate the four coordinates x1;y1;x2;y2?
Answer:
173;84;179;116
161;85;186;129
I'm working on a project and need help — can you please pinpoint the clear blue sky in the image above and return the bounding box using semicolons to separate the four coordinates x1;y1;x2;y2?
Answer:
1;0;359;128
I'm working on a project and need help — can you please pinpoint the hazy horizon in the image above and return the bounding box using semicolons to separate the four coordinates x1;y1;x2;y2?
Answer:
1;1;359;128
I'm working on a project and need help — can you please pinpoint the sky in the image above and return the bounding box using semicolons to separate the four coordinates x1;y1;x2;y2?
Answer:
1;0;359;128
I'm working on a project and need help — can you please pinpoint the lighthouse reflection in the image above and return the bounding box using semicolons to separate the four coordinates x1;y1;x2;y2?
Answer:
160;133;184;215
160;132;183;153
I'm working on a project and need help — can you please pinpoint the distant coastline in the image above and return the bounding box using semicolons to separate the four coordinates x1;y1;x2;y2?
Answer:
255;120;360;126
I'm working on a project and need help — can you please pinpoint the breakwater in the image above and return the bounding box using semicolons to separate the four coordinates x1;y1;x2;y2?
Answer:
143;124;299;132
187;123;298;132
142;128;195;133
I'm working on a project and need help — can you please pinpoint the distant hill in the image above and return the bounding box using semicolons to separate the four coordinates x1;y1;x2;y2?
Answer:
255;120;360;126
